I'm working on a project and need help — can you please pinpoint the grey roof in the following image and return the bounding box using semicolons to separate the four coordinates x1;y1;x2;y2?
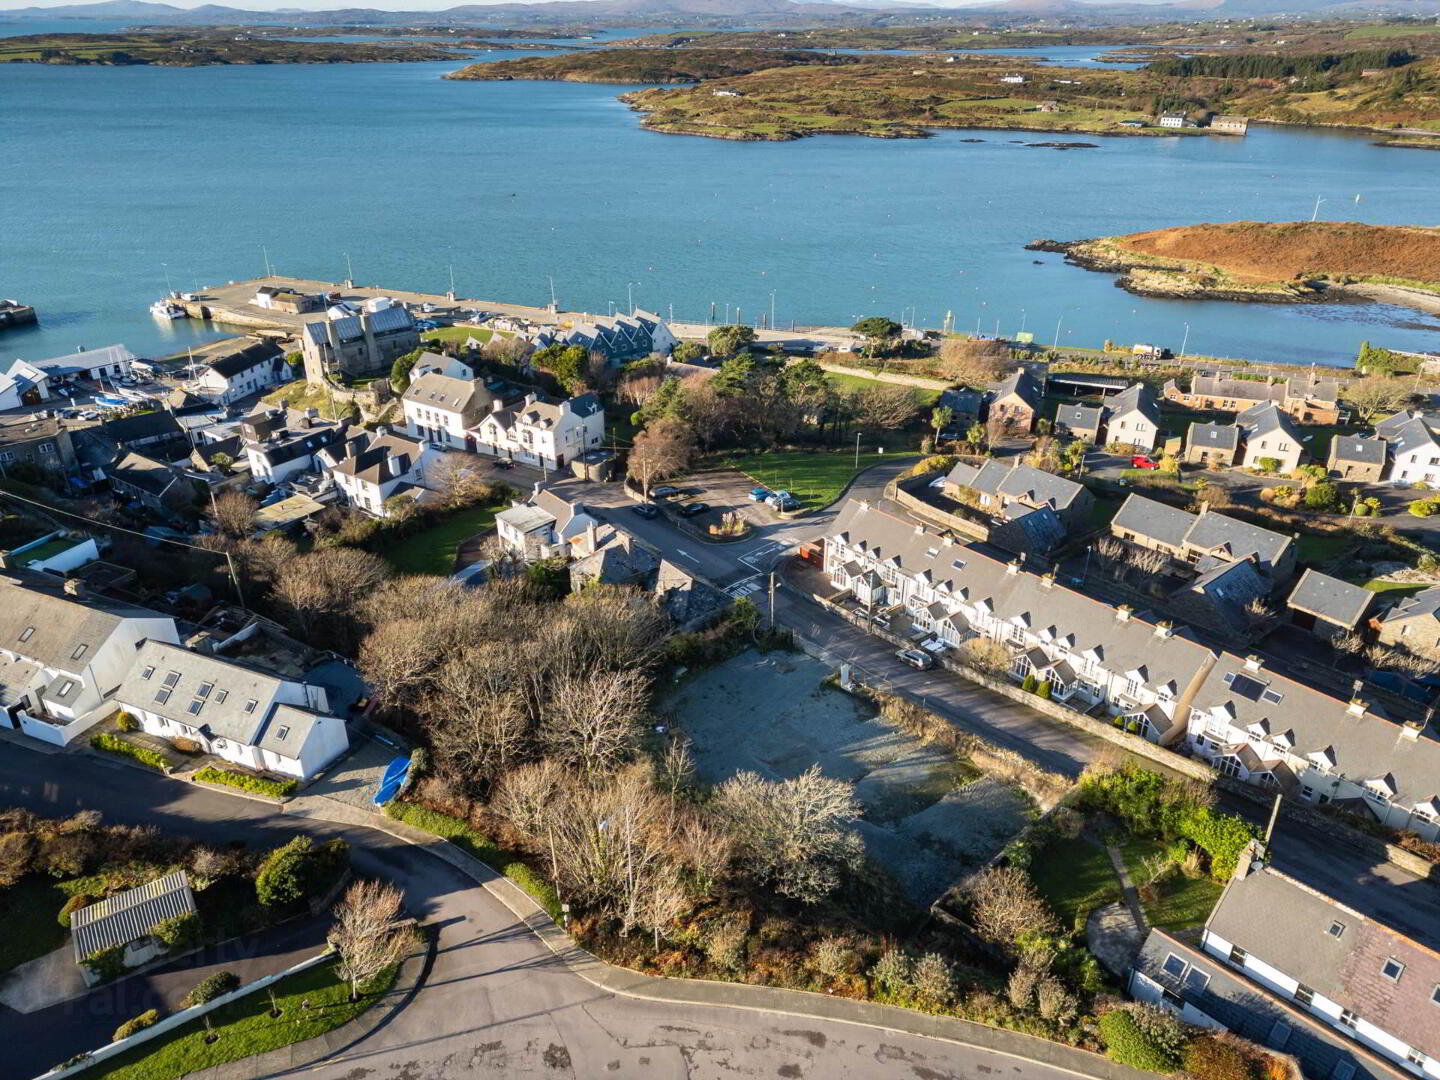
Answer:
302;305;413;345
992;503;1066;554
207;339;282;379
944;459;1086;512
1106;382;1160;427
72;870;196;961
244;413;350;468
1192;374;1287;404
1112;492;1195;549
101;411;183;446
1329;435;1386;466
1386;416;1440;459
109;452;181;498
326;431;421;485
571;532;659;586
402;372;488;414
254;703;324;759
1285;373;1341;405
1046;372;1130;392
936;387;985;416
1181;558;1266;635
990;369;1042;411
1237;401;1300;442
1287;570;1372;629
0;654;40;709
33;344;135;377
1187;421;1240;452
0;574;165;675
116;640;289;745
1055;403;1103;431
496;502;556;534
829;500;1214;695
1133;929;1406;1080
1205;859;1440;1064
1378;585;1440;630
1375;411;1435;442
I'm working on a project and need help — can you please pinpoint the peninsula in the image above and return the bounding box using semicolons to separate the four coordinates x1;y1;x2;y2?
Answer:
0;32;462;65
444;47;856;84
1031;221;1440;313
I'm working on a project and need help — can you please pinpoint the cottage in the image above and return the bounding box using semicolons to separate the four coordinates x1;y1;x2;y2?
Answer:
0;415;76;473
1168;557;1269;637
1237;402;1305;473
1053;402;1104;444
1376;586;1440;655
1111;493;1296;582
1104;382;1162;452
1209;114;1249;134
253;286;321;314
72;871;197;984
1165;372;1342;425
116;640;347;778
943;459;1093;530
987;369;1044;433
190;338;289;405
1328;435;1386;483
1183;421;1241;468
1000;74;1026;84
108;451;195;514
935;386;986;427
1286;569;1372;641
495;486;601;559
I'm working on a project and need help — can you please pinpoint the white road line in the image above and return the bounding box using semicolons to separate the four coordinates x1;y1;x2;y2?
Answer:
673;549;699;565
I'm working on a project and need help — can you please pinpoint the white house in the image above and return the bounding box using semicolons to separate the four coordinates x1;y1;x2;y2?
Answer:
318;429;435;518
495;485;601;558
0;573;178;746
1381;415;1440;487
1159;113;1191;128
402;370;495;449
241;408;351;485
1103;382;1161;452
1238;402;1306;473
471;392;605;470
0;360;50;410
190;339;290;406
115;640;348;779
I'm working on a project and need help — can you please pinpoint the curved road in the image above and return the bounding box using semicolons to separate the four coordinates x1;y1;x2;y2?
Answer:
0;748;1085;1080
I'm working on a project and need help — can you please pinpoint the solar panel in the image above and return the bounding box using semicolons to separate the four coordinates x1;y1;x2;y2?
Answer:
1228;674;1267;702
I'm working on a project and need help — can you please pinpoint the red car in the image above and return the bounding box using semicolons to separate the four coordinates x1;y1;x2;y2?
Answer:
1130;455;1160;469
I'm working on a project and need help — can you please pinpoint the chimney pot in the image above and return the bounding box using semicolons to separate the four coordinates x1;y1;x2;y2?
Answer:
1154;621;1173;638
1243;654;1263;672
1401;722;1421;742
1115;604;1132;622
62;578;85;598
1347;699;1367;717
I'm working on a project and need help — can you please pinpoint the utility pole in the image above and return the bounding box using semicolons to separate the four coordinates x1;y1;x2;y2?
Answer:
854;430;861;470
768;571;776;629
1180;322;1190;359
627;281;634;314
344;251;354;286
769;289;776;331
1053;315;1064;348
548;276;557;312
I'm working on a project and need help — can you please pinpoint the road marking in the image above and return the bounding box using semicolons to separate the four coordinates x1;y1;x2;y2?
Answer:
673;549;699;565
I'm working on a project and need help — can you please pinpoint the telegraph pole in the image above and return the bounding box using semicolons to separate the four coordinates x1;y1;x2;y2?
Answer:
768;571;776;629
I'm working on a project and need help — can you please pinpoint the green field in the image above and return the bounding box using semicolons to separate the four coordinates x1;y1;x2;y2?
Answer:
723;449;905;508
377;505;498;576
86;959;397;1080
0;876;69;974
422;326;494;346
1345;23;1440;38
823;371;943;407
1028;840;1122;932
1295;532;1353;566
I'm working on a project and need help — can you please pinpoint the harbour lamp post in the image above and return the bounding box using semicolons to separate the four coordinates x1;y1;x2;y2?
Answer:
1180;322;1191;359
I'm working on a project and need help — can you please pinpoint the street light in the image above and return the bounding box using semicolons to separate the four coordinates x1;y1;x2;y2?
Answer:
627;282;634;314
769;289;776;331
1180;322;1191;359
1310;194;1326;222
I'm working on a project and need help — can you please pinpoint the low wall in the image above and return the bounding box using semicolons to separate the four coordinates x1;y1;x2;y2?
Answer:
813;359;950;392
17;709;103;748
887;479;990;543
36;951;332;1080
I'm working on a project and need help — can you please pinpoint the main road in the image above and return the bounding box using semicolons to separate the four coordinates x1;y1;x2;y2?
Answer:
0;747;1097;1080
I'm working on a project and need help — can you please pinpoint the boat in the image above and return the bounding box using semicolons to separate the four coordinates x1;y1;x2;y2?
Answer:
150;298;185;320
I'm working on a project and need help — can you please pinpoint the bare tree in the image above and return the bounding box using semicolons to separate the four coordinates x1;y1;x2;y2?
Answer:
1346;377;1416;424
208;491;258;540
628;418;694;496
965;866;1058;947
961;636;1011;674
540;666;650;778
850;384;919;432
428;454;499;510
1094;536;1130;580
937;337;1011;385
714;766;864;904
492;757;567;839
426;650;535;781
272;547;390;651
328;879;419;1001
1126;546;1170;577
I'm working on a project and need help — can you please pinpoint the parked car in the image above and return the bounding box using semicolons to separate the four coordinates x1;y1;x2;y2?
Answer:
631;503;659;519
748;487;771;502
677;502;710;518
1130;455;1160;470
491;459;515;470
768;492;800;512
896;648;935;670
650;485;681;499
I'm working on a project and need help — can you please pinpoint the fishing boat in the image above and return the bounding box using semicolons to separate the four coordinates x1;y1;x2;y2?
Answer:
150;297;185;320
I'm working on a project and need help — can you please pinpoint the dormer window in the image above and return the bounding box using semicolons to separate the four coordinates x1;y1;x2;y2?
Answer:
215;689;228;704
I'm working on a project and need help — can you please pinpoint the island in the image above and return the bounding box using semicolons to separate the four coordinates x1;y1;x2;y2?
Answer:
1030;221;1440;314
0;32;463;66
444;47;855;85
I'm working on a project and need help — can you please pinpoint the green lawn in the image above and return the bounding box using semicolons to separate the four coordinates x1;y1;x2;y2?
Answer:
722;450;907;509
823;371;943;407
1086;491;1125;532
85;958;396;1080
0;876;69;973
1028;840;1122;932
1295;532;1353;566
376;506;498;576
422;326;493;346
1359;577;1432;598
1117;838;1223;931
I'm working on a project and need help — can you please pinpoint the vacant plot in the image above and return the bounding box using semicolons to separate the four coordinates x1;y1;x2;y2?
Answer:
377;505;498;575
662;651;1030;903
722;450;904;509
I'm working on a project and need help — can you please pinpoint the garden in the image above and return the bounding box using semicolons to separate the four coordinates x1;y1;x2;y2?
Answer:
721;449;904;509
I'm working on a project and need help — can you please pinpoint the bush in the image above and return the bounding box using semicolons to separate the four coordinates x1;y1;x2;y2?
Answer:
152;911;202;951
183;969;240;1007
112;1009;159;1043
1304;483;1340;512
114;711;138;733
81;945;127;984
1184;1035;1252;1080
1022;673;1037;693
1036;680;1052;700
1410;499;1438;518
194;766;297;799
908;454;958;478
255;836;349;908
1097;1008;1180;1072
170;737;202;755
1254;457;1282;474
870;947;912;994
89;733;169;772
58;892;95;928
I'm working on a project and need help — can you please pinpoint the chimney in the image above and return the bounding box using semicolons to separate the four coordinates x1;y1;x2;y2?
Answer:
62;578;86;598
1347;698;1367;718
1401;722;1422;742
858;500;871;512
359;310;377;361
1115;604;1132;622
305;407;318;420
0;551;10;570
387;453;404;479
1006;558;1022;576
376;423;389;436
324;315;341;353
1040;572;1055;590
584;521;599;556
1154;621;1173;639
1243;654;1262;672
914;524;925;535
492;398;505;414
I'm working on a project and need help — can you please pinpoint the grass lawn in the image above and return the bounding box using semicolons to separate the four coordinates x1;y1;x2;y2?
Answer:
722;450;906;508
260;381;349;418
1117;838;1223;931
376;506;498;576
823;371;943;407
1358;577;1432;598
1295;532;1354;565
0;876;69;974
422;326;493;346
1086;491;1125;531
1028;840;1122;931
86;958;396;1080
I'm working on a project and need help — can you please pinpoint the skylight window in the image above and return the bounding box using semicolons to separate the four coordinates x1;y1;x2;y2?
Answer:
196;682;214;700
244;699;258;714
1262;689;1284;704
1328;921;1345;939
18;627;34;643
1382;958;1406;982
162;671;180;688
154;688;171;705
275;726;290;741
141;666;155;681
71;645;87;661
57;680;73;697
215;689;228;704
187;699;204;716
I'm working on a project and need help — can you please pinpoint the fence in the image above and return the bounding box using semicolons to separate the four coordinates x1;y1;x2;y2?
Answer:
34;951;332;1080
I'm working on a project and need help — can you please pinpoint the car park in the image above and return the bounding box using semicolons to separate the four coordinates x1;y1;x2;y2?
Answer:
677;502;709;518
767;490;800;511
748;487;771;502
896;648;935;670
631;503;659;519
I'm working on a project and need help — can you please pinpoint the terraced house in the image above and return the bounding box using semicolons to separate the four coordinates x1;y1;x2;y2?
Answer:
1163;371;1342;425
1111;494;1297;583
823;500;1216;734
1184;653;1440;841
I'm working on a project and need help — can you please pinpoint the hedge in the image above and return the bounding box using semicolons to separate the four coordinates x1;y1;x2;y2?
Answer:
113;1009;159;1042
1098;1010;1179;1073
82;945;127;984
194;766;297;799
1184;1035;1251;1080
183;970;240;1007
59;892;94;928
384;802;561;920
90;733;169;772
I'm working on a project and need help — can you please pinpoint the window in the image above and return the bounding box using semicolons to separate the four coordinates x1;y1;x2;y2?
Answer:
1382;958;1406;982
275;725;290;741
38;442;54;455
1328;921;1345;939
18;627;34;643
196;681;214;700
1330;1063;1355;1080
1261;689;1284;704
1295;984;1315;1006
1229;945;1248;965
70;644;87;661
215;689;228;704
1407;1050;1427;1068
154;688;172;705
244;699;258;714
1431;985;1440;1006
1162;953;1187;978
1182;968;1210;995
1339;1009;1358;1029
163;671;180;688
56;680;74;697
187;699;204;715
141;666;155;681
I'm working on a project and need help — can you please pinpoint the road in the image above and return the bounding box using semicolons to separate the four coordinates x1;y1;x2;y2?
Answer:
0;749;1097;1080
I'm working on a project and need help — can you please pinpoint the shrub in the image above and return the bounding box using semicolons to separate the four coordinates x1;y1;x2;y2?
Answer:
809;936;859;979
910;952;957;1006
183;969;240;1007
704;915;749;971
112;1009;159;1043
170;737;202;755
194;766;297;799
81;945;127;984
1254;457;1282;474
870;948;912;993
152;911;202;951
1097;1008;1181;1072
255;835;349;908
1304;483;1340;512
1022;673;1037;693
1036;680;1052;700
58;892;95;928
114;711;138;733
1410;499;1438;518
1184;1035;1252;1080
908;454;958;478
89;733;168;772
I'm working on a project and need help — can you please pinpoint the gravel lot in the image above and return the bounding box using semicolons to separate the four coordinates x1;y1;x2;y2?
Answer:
662;650;1031;904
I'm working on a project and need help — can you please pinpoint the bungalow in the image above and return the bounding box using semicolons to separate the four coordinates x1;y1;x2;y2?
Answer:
823;499;1217;738
1104;382;1162;452
943;459;1093;530
987;369;1043;433
495;485;601;558
318;429;434;518
1237;402;1305;473
1375;586;1440;655
0;572;178;746
1111;493;1296;582
1185;654;1440;840
190;338;289;405
471;392;605;471
115;639;348;779
1054;403;1104;444
1183;422;1241;468
1286;569;1373;641
1328;436;1387;483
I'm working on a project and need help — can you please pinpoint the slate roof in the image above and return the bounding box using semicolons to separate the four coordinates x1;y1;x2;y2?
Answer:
109;452;182;498
1287;570;1372;630
496;503;556;534
1191;374;1287;404
301;305;413;345
33;344;135;378
991;369;1042;411
402;372;488;415
571;532;659;586
116;640;287;744
991;503;1065;554
1187;421;1240;452
1237;401;1300;442
326;431;422;486
254;703;324;760
1106;382;1160;427
936;387;985;417
0;573;164;674
101;411;183;446
1055;403;1103;432
244;413;349;468
206;339;282;379
1179;558;1266;635
1378;586;1440;632
943;459;1086;513
1386;416;1440;460
1133;929;1406;1080
1114;494;1292;575
1330;436;1386;466
1375;411;1435;442
72;870;196;961
1112;492;1196;549
1205;859;1440;1065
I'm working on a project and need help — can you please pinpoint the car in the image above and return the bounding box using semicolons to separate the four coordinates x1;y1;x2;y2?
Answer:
650;485;681;499
896;648;935;670
769;494;800;512
80;410;100;421
631;503;659;519
748;487;771;502
1130;455;1160;469
491;459;515;470
677;502;709;518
